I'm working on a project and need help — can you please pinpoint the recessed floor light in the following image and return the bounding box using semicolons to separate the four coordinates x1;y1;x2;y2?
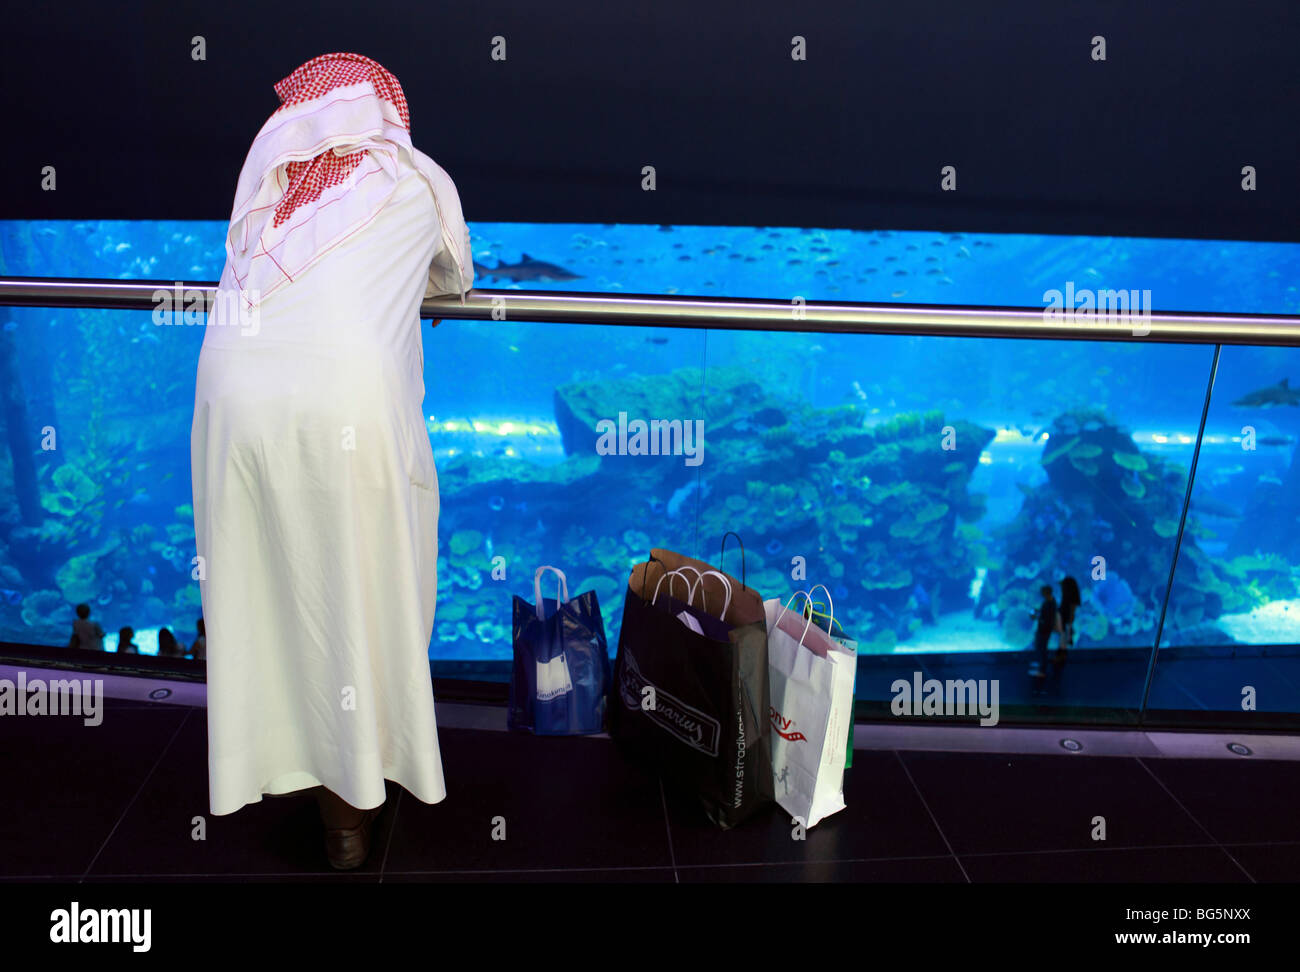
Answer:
1060;738;1083;752
1227;742;1252;756
149;688;172;700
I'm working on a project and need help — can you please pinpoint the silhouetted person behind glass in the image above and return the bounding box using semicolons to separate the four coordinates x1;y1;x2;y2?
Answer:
71;603;105;652
158;627;186;658
117;626;139;654
1028;585;1061;678
190;618;205;661
1057;576;1081;663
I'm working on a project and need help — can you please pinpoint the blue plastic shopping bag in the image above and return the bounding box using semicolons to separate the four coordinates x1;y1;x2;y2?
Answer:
509;566;611;735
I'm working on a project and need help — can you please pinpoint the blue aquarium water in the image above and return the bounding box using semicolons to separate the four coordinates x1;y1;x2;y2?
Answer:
0;220;1298;672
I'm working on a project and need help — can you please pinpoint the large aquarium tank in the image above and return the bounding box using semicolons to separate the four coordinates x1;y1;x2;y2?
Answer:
1;220;1298;713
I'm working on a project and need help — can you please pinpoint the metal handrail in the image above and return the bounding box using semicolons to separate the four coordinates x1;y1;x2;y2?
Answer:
2;275;1300;345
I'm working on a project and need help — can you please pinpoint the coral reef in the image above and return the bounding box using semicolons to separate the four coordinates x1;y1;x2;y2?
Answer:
432;364;995;654
984;407;1294;648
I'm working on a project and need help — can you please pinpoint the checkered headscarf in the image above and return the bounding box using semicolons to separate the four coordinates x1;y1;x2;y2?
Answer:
269;53;410;227
221;51;470;309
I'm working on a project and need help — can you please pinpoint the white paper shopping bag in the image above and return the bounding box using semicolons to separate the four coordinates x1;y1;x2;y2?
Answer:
765;585;857;828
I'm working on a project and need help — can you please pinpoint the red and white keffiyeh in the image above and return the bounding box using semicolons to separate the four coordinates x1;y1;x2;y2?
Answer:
223;52;468;308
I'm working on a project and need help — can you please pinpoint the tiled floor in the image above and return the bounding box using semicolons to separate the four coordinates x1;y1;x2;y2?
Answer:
2;695;1298;882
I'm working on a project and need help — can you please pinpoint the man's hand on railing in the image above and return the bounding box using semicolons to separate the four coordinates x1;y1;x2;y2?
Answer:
430;319;441;328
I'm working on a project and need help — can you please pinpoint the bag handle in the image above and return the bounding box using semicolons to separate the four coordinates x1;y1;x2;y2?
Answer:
719;531;747;589
534;565;569;620
672;564;704;588
689;569;734;621
801;583;837;637
639;553;665;602
774;590;818;650
651;569;695;607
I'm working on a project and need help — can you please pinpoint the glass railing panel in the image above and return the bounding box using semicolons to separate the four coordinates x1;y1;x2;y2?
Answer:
425;320;709;670
1148;345;1300;719
0;300;205;655
3;219;1300;721
696;328;1216;719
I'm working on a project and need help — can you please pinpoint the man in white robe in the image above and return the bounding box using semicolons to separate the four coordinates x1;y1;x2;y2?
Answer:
190;52;472;869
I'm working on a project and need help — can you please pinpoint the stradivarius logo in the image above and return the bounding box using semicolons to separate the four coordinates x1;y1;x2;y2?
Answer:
595;412;704;466
769;706;807;742
619;650;720;756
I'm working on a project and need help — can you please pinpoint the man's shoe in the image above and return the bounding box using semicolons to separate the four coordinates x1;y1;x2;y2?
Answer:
325;806;381;870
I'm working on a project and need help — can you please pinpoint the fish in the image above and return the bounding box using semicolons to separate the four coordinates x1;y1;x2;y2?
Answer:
1192;496;1243;519
646;337;669;345
476;253;582;283
1257;435;1295;447
0;589;22;605
666;478;710;518
752;407;787;428
1260;474;1284;486
1232;378;1299;408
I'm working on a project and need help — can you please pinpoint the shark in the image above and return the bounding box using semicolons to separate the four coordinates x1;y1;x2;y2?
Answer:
1231;378;1300;408
474;253;582;283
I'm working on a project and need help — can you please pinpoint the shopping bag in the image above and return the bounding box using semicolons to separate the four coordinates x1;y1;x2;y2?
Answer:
765;584;858;828
800;594;859;769
609;533;773;829
508;565;611;735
